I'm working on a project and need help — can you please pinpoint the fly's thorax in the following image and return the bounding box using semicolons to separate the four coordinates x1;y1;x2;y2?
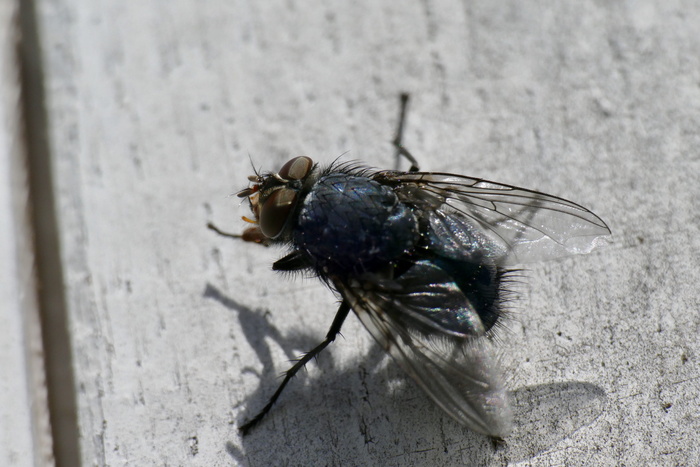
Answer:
292;172;420;276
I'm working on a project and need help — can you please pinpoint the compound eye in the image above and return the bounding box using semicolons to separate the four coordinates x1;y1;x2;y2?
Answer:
259;188;298;238
278;156;313;180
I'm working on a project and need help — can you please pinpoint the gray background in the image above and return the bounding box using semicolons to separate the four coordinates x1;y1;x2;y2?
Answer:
2;0;699;465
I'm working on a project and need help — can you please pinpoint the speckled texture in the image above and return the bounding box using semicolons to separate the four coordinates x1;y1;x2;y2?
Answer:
21;0;700;465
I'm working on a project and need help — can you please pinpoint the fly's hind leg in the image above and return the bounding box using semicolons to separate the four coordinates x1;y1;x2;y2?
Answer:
392;93;420;172
239;300;352;435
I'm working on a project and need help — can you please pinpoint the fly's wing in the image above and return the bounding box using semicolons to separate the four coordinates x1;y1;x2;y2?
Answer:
335;266;513;437
376;171;611;265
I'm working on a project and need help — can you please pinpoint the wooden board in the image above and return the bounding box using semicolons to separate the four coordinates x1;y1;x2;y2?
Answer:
0;2;53;466
6;0;699;465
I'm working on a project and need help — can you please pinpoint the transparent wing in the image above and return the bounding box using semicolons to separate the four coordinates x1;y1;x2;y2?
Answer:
376;171;611;265
335;274;513;437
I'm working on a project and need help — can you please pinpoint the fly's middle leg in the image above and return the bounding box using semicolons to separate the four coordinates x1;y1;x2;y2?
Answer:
239;300;352;435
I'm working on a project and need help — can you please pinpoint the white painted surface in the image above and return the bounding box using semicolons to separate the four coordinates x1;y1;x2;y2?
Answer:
16;0;700;465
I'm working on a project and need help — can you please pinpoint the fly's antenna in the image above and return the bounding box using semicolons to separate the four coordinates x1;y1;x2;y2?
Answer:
247;153;262;178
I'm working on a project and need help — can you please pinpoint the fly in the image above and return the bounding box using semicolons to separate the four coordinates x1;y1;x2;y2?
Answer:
212;94;611;438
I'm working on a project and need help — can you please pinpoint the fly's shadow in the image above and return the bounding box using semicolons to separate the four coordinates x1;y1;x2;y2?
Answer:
497;382;608;462
206;285;607;465
202;285;388;418
204;283;406;464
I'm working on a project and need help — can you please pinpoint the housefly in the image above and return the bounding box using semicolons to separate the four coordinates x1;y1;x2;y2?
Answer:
213;94;611;438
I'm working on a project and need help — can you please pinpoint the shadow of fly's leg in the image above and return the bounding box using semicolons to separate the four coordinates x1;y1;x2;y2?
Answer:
393;93;421;173
240;300;352;435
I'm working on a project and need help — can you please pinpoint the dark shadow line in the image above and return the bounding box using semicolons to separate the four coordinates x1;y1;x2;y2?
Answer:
18;2;81;466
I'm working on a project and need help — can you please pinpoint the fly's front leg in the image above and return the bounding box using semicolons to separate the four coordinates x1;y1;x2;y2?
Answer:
208;222;269;245
240;300;352;435
207;222;242;239
392;93;420;172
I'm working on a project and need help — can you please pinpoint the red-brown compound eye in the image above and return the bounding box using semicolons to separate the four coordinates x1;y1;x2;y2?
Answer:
278;156;313;180
259;188;298;239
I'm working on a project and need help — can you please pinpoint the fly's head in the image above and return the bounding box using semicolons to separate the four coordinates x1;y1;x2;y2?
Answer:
237;156;316;245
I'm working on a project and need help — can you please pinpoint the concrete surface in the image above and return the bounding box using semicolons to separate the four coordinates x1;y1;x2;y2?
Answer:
3;0;698;465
